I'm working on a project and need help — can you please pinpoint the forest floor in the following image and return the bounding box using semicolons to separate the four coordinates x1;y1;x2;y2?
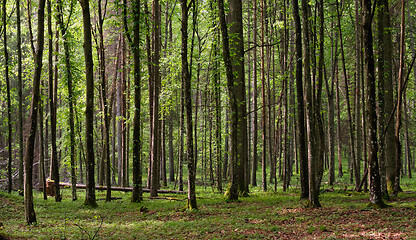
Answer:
1;179;416;239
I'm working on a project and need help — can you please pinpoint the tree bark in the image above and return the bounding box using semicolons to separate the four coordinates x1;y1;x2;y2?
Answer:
251;0;258;187
362;0;386;207
48;0;61;202
218;0;248;200
393;0;406;196
57;0;77;201
336;0;359;190
302;0;320;208
260;0;267;192
24;0;46;224
81;0;97;207
17;0;24;196
150;0;162;197
180;0;197;210
377;0;393;197
292;0;308;199
3;0;13;195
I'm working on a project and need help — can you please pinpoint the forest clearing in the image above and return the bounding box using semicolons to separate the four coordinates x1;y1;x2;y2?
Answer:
1;177;416;239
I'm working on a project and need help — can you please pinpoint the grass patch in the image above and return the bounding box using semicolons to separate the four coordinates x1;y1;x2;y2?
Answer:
1;179;416;239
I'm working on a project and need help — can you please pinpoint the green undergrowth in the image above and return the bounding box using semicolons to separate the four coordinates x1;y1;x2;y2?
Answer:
1;179;416;239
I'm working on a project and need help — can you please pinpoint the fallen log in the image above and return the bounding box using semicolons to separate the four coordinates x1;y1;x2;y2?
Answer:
51;181;187;195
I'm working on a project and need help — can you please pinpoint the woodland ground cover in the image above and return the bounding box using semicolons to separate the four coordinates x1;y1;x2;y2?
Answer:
1;175;416;239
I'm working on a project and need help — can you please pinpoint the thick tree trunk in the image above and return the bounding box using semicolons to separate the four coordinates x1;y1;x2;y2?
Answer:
81;0;97;207
218;0;248;200
377;0;393;197
301;0;320;207
24;0;46;224
362;0;386;207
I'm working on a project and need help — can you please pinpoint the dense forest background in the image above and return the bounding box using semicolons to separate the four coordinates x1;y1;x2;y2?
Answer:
0;0;415;224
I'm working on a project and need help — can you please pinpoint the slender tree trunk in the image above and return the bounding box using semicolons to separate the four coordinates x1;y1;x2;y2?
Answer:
354;0;362;196
178;88;184;191
149;0;162;197
168;113;175;183
315;0;325;191
393;0;406;196
17;0;24;196
130;0;142;203
260;0;267;192
3;0;13;195
57;0;77;201
326;23;337;185
335;69;343;178
161;116;167;187
39;99;47;200
81;0;97;207
224;108;229;180
24;0;46;224
251;0;258;187
211;8;223;192
48;0;61;202
292;0;308;199
404;98;411;178
180;0;197;209
336;0;359;189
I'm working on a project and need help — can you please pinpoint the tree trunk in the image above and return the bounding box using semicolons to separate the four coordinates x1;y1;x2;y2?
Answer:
260;0;267;192
3;0;13;195
362;0;386;208
377;0;393;198
326;21;337;185
47;0;61;202
168;112;175;183
354;0;363;196
39;99;47;200
336;0;359;190
218;0;248;200
251;0;258;187
17;0;24;196
393;0;406;196
150;0;162;197
24;0;46;224
81;0;97;207
211;10;223;192
292;0;308;199
57;0;77;201
302;0;320;208
180;0;197;209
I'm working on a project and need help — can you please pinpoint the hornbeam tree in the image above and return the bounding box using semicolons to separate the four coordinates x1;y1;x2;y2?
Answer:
23;0;46;224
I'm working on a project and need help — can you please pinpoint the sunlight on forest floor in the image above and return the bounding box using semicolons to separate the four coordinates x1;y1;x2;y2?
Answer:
1;180;416;239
